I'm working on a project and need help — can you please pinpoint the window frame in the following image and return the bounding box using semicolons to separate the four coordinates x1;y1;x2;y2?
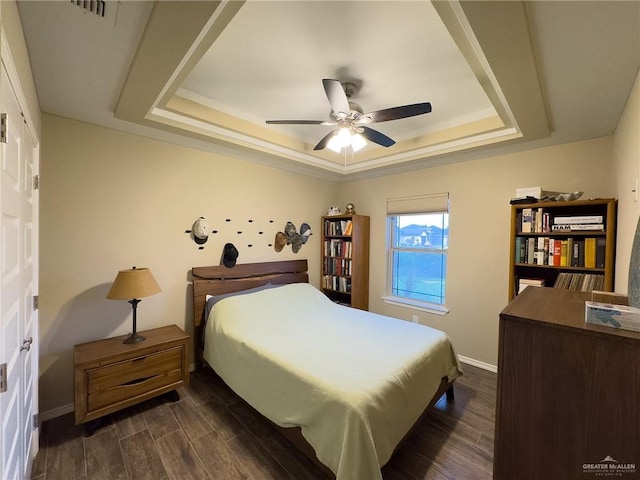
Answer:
382;211;450;316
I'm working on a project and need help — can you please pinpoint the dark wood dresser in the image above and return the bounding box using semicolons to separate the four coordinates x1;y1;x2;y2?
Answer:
494;287;640;480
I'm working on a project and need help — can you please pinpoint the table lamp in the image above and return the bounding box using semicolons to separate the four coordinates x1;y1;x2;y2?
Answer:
106;266;161;344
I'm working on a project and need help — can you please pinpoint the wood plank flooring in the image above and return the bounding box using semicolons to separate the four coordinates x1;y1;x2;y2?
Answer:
31;363;495;480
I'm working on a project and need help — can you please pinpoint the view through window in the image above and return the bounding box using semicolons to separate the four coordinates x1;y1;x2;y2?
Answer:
388;212;449;305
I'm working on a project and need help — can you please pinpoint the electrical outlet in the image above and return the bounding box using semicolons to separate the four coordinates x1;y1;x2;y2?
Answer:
412;315;419;323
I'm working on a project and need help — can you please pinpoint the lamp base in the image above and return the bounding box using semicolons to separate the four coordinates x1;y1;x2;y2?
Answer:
122;332;145;344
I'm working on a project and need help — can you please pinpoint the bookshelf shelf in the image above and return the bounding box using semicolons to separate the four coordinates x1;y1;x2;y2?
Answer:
508;198;617;301
321;214;370;310
516;231;607;237
514;263;606;272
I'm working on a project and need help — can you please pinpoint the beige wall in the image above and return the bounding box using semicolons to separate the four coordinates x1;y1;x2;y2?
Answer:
39;114;337;414
338;136;614;367
612;70;640;292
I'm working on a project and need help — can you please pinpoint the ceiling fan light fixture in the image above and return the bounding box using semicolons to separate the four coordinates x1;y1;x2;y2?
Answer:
327;133;343;153
337;127;352;147
326;128;367;153
351;133;366;152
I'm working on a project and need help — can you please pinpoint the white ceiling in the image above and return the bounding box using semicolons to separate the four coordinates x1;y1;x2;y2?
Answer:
179;1;495;145
16;0;640;181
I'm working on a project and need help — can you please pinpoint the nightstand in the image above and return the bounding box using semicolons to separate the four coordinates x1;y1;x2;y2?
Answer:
74;324;190;426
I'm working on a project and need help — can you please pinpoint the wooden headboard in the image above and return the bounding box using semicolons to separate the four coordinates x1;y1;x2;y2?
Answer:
191;259;309;327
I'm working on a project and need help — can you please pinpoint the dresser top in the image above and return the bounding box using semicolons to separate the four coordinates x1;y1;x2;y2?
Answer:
74;324;189;364
500;287;640;344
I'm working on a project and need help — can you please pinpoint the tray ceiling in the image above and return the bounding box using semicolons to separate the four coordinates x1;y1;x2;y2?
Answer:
17;1;640;181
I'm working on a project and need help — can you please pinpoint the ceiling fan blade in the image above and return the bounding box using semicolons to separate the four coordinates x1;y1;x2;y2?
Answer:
323;79;351;115
361;126;395;147
266;120;334;125
313;130;336;151
362;102;432;123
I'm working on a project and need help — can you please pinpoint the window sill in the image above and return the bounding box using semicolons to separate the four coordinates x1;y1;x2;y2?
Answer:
381;296;449;316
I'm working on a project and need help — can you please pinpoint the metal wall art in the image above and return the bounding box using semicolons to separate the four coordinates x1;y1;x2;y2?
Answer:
274;221;312;253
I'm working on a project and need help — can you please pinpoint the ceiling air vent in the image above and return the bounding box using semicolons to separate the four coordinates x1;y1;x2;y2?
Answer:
70;0;106;17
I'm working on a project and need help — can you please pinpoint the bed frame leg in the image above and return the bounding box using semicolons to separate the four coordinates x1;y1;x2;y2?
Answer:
445;385;455;402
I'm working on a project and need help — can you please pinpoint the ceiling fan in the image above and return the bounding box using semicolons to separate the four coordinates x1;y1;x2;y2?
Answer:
266;79;432;152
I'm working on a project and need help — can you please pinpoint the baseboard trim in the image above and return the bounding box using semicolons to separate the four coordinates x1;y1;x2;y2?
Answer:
458;355;497;373
40;403;74;423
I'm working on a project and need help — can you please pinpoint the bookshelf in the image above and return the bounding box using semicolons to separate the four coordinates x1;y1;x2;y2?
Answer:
321;214;370;310
508;198;617;301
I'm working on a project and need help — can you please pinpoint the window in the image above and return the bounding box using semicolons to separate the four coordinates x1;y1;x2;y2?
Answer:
384;194;449;314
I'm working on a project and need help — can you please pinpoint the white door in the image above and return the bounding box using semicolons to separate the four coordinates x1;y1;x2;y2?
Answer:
0;59;39;480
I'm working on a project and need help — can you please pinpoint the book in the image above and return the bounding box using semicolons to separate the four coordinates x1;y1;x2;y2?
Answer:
553;272;604;292
553;272;569;288
527;238;535;264
535;208;544;233
577;239;585;268
553;240;562;266
518;278;545;293
571;239;580;267
553;215;603;224
552;224;604;231
584;238;597;268
522;208;533;233
542;212;551;233
536;237;546;265
596;237;606;268
568;273;584;290
560;240;568;266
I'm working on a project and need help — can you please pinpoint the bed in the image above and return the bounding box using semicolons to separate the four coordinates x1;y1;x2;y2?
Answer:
191;260;461;480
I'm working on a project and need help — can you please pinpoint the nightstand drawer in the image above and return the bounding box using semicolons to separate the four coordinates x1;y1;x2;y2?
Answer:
87;346;183;411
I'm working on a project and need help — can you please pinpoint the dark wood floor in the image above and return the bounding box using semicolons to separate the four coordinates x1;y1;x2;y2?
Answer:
32;363;495;480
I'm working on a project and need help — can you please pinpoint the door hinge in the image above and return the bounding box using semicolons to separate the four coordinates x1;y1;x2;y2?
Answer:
0;113;7;144
33;295;39;311
0;363;6;393
33;413;39;429
33;174;39;190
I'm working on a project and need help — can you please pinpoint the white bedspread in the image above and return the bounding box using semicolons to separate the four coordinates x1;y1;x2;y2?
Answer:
203;283;461;480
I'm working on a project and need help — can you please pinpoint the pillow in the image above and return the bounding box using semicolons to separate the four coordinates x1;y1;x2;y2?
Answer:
204;283;279;323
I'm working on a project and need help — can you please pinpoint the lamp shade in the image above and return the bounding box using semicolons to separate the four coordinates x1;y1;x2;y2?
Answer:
106;267;161;300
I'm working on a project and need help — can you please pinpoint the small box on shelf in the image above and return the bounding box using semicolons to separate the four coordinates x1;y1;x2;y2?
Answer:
585;291;640;332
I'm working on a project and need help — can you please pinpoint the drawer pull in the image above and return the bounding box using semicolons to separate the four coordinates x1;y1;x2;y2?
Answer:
123;375;157;386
